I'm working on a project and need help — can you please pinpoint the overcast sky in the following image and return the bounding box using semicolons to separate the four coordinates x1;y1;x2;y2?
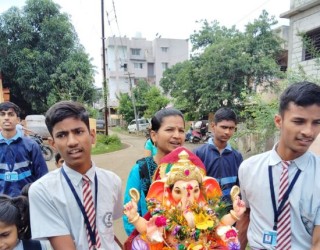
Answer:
1;0;290;87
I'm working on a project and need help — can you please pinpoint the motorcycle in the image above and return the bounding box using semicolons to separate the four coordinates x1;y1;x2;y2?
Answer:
189;130;212;143
30;134;54;161
188;121;211;144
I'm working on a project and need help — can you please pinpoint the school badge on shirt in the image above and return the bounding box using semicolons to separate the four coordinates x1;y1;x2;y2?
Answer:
103;212;113;228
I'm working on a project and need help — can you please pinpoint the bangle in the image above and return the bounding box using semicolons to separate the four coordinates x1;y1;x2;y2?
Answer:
128;213;140;224
230;210;240;221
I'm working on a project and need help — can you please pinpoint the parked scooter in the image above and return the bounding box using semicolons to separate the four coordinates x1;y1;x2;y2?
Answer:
29;134;54;161
189;130;212;143
188;121;211;143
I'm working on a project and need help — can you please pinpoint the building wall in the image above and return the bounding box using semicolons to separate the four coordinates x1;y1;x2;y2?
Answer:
153;38;189;86
280;0;320;155
105;36;188;106
281;0;320;78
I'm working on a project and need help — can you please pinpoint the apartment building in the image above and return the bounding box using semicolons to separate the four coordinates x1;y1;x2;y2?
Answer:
280;0;320;155
280;0;320;77
105;34;188;106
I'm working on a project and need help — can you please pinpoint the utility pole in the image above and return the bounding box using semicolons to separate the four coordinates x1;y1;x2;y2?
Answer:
125;72;139;131
101;0;108;135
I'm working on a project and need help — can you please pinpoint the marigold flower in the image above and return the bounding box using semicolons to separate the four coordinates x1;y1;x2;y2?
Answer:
194;212;214;230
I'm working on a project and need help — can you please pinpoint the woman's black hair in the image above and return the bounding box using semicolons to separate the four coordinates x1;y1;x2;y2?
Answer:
151;108;184;132
0;194;31;240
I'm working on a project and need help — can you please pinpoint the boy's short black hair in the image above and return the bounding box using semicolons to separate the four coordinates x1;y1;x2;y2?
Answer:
214;107;237;124
45;101;90;136
0;101;21;117
279;82;320;116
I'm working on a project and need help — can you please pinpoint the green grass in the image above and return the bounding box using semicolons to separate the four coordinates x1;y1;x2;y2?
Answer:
111;126;125;133
91;134;123;155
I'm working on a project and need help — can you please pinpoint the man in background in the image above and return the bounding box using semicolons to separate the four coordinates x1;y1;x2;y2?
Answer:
0;101;48;196
194;107;243;207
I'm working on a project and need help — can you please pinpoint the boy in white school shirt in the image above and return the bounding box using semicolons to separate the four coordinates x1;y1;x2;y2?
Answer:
29;101;122;250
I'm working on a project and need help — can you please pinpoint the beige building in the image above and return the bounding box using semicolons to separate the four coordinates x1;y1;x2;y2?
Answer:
281;0;320;155
280;0;320;78
105;35;188;106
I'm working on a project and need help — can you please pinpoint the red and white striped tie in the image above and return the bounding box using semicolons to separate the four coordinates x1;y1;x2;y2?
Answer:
83;175;101;250
276;161;291;250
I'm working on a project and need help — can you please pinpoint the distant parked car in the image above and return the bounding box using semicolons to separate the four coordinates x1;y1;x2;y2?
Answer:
127;118;150;133
96;119;105;133
25;115;50;139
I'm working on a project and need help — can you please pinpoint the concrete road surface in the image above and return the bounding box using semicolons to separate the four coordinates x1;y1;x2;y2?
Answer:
46;131;200;245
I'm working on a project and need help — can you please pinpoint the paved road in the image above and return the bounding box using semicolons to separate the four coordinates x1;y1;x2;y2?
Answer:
46;131;199;244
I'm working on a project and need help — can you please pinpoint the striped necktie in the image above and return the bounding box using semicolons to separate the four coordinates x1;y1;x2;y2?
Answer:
83;175;101;250
276;161;291;250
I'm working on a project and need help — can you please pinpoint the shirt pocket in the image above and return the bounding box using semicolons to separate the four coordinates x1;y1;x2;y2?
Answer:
299;204;315;236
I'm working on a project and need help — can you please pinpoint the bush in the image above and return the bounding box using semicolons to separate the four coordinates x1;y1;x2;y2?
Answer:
96;134;121;145
92;134;122;155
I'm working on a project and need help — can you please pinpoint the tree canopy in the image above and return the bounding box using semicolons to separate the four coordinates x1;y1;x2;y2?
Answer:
0;0;97;115
117;80;169;124
160;10;285;119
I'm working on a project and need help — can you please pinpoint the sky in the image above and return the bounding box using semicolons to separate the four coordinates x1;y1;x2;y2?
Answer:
0;0;291;87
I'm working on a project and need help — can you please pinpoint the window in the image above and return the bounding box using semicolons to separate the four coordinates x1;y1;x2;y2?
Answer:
162;62;169;70
134;63;143;69
131;48;141;56
303;27;320;61
161;47;169;52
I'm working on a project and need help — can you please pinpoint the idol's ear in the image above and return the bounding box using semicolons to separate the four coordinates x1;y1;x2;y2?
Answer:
202;177;222;199
146;180;166;201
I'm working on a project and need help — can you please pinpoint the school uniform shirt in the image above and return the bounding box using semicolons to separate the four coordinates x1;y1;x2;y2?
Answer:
14;239;51;250
239;145;320;250
0;132;48;197
29;163;122;250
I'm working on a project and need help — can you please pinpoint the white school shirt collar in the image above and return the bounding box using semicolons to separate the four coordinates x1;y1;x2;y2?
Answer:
269;143;309;172
61;163;97;187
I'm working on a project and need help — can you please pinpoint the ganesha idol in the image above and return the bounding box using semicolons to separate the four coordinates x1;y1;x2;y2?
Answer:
124;147;246;250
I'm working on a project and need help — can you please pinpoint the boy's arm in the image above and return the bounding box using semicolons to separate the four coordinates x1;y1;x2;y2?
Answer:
49;236;76;250
113;174;123;220
236;208;250;250
312;225;320;249
237;161;249;250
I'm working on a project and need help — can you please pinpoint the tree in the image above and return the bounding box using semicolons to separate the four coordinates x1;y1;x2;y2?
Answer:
132;80;151;116
117;92;134;124
117;80;170;123
0;0;97;115
48;46;97;105
160;10;284;117
143;86;169;118
161;60;201;120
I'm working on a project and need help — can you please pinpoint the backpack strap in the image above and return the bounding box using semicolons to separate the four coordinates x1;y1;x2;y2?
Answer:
22;239;42;250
